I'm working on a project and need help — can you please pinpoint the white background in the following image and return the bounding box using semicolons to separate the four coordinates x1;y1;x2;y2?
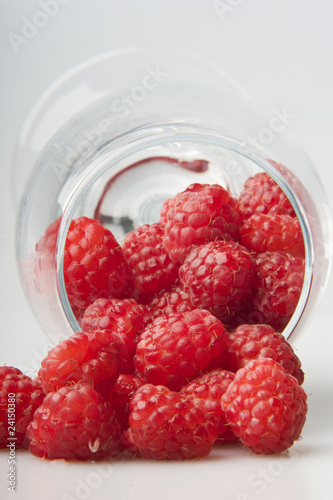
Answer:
0;1;332;499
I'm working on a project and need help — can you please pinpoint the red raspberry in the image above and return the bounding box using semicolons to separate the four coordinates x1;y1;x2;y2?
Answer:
223;300;290;333
0;367;45;448
223;324;304;384
36;216;130;314
122;223;179;300
35;217;61;253
146;284;193;320
125;384;217;459
221;359;307;454
181;369;236;443
159;196;175;225
240;214;304;257
80;297;148;335
179;241;254;321
107;374;145;429
28;383;123;459
38;328;135;396
249;251;304;326
163;183;241;263
134;309;227;391
236;172;296;220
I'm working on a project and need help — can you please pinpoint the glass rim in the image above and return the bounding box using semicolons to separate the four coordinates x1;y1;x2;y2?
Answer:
55;125;314;341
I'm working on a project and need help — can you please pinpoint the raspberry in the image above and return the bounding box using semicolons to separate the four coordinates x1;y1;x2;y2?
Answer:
0;367;45;448
236;172;296;219
240;214;304;257
35;217;61;252
80;297;148;335
38;328;135;396
122;223;179;300
159;196;175;225
179;241;254;321
107;374;145;429
134;309;227;391
146;284;193;320
125;384;217;459
36;216;130;315
181;369;236;443
249;251;304;326
27;383;123;460
163;183;241;263
223;301;289;333
221;359;307;454
223;324;304;384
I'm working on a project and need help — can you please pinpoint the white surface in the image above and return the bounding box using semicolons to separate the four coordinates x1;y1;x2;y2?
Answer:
0;1;333;499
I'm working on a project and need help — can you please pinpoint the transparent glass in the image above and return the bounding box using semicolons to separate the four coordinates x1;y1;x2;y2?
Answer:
14;48;332;345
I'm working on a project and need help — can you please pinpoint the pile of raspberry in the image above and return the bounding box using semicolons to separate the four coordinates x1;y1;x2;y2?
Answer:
1;171;308;461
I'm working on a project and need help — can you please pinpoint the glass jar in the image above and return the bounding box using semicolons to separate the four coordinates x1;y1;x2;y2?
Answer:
14;48;332;345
